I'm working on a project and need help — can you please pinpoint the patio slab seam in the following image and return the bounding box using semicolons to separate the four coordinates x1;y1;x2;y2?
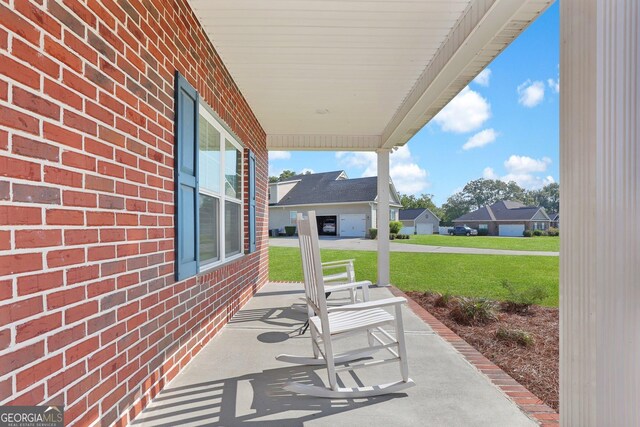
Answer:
387;285;559;427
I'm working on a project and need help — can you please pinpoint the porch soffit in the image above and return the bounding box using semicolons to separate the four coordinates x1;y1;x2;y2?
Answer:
188;0;554;152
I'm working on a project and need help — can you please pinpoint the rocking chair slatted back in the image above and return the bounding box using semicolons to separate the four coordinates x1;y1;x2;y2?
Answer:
296;212;328;317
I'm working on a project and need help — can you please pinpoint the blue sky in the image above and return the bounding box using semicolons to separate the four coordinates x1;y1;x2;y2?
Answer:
269;3;559;206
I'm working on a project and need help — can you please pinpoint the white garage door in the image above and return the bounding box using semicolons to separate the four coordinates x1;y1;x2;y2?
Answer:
416;223;433;235
340;214;366;237
499;224;525;237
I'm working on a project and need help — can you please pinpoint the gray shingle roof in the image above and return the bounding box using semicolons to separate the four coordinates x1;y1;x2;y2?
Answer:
454;200;548;222
399;208;426;220
272;170;383;206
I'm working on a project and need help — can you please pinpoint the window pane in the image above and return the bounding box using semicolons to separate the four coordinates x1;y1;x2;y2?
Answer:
225;201;241;256
225;140;241;198
199;194;219;263
199;116;220;193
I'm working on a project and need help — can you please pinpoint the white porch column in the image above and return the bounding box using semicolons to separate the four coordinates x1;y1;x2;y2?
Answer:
376;149;391;286
561;1;640;425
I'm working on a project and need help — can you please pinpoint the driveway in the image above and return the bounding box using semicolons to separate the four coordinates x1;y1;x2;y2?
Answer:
269;237;559;257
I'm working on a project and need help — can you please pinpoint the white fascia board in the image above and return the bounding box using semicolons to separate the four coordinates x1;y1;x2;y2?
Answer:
267;134;381;151
381;0;554;149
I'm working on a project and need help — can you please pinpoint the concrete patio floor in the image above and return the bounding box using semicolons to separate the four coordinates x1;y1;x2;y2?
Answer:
131;283;537;426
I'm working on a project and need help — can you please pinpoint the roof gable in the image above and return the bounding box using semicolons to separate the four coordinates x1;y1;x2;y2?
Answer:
454;200;549;222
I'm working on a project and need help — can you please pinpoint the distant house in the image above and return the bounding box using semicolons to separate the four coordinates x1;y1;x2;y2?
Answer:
399;208;440;235
453;200;551;237
548;212;560;228
269;171;402;237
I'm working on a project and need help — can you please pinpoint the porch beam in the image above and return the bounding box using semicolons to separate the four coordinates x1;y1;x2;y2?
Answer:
376;149;391;286
267;134;381;152
560;0;640;424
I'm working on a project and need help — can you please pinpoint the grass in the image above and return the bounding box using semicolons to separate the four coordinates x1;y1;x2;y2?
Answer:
269;247;559;306
393;234;560;252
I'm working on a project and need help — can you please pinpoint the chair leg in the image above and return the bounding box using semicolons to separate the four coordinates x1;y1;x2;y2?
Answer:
308;307;320;359
323;335;338;390
394;304;410;382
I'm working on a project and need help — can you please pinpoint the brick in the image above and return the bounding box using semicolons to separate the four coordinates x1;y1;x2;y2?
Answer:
0;129;7;150
64;110;98;135
99;194;124;209
67;373;99;404
0;156;41;181
63;190;97;208
16;354;63;391
65;229;99;245
0;104;39;134
44;35;82;72
86;100;114;125
64;30;98;65
0;295;43;325
44;166;83;187
14;1;62;38
9;383;44;406
86;212;115;226
0;328;9;351
0;3;40;45
116;213;138;226
65;301;99;324
101;260;126;277
0;231;9;250
48;361;86;396
16;229;62;248
88;30;116;62
47;323;84;352
63;68;97;99
85;137;113;159
48;2;85;38
13;86;60;120
86;175;114;192
63;151;97;172
12;38;60;79
0;341;45;376
47;248;85;268
47;209;84;225
88;311;115;334
13;135;59;161
88;245;115;261
100;229;125;243
43;122;83;149
0;253;43;276
87;278;115;298
98;161;125;179
13;184;61;204
47;287;85;309
18;271;64;296
66;265;99;284
0;206;41;225
16;312;62;342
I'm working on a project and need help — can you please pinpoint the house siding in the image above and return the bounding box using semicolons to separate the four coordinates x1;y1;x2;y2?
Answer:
269;203;375;234
0;1;268;426
459;220;550;236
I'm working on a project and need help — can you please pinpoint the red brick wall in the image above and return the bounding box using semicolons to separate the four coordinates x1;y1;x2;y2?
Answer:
0;0;269;425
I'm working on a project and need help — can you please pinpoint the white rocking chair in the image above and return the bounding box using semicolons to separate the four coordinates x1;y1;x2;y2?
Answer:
277;211;415;398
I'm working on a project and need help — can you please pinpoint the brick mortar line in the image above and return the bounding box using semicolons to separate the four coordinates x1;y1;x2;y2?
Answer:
387;285;559;426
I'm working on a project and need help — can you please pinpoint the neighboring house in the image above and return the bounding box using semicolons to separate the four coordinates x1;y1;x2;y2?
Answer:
453;201;551;237
269;171;401;237
399;208;440;235
548;212;560;228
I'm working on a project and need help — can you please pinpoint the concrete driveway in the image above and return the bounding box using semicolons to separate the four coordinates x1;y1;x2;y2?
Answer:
269;237;559;257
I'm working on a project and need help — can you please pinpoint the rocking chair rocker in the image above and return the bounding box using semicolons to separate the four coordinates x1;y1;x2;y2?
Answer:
276;211;415;398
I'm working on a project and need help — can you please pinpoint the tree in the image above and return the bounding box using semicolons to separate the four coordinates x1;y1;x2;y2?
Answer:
528;182;559;212
460;178;530;210
268;169;297;183
399;193;437;211
441;192;473;225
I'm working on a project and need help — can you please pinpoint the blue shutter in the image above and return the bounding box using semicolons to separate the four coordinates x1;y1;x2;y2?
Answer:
175;72;199;280
248;151;257;253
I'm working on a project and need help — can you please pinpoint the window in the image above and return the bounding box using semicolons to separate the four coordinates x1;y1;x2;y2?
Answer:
290;211;297;225
175;72;249;280
479;224;488;230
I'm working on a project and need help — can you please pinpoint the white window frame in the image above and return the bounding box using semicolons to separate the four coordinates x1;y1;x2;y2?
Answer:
198;104;244;271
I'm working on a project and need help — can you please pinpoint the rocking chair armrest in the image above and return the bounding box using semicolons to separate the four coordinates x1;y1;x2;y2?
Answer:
325;280;371;293
321;259;355;268
326;296;406;312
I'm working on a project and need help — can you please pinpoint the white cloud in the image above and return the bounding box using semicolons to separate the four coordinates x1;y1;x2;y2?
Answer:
547;78;559;93
462;128;498;150
483;155;554;189
433;86;491;133
482;167;498;180
335;145;429;194
473;68;491;87
269;151;291;160
517;80;545;107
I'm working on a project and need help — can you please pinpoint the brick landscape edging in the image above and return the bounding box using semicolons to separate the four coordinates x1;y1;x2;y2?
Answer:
388;286;559;426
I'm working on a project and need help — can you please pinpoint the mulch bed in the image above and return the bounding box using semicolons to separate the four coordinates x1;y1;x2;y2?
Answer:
406;291;559;411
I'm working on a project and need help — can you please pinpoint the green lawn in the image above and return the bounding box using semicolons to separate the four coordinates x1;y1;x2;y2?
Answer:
269;247;559;306
394;234;560;252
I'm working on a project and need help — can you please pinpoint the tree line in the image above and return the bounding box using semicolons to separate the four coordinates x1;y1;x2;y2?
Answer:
400;179;559;225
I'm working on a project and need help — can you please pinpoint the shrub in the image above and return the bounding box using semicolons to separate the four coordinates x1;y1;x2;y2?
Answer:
368;228;378;239
477;228;488;236
533;229;543;236
547;227;559;236
284;226;296;236
396;234;410;239
434;291;455;308
389;233;396;240
449;297;498;325
389;221;403;234
523;230;533;237
500;280;549;314
496;327;534;347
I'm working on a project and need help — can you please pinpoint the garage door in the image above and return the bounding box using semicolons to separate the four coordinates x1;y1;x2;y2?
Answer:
416;223;433;235
499;224;525;237
339;214;366;237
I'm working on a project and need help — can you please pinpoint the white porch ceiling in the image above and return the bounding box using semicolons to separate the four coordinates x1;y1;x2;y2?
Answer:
189;0;553;151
